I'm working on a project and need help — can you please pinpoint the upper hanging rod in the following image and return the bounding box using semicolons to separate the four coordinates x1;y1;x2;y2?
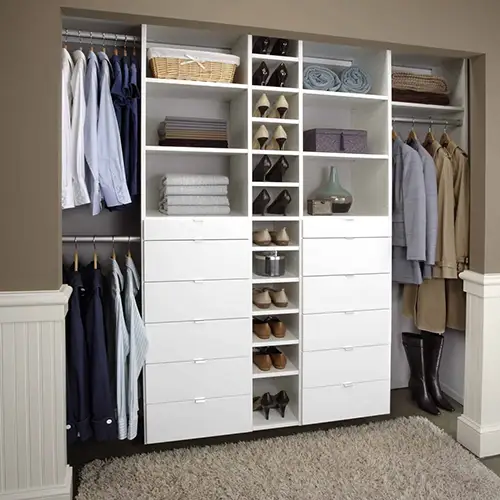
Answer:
62;236;141;243
392;116;462;127
62;29;140;44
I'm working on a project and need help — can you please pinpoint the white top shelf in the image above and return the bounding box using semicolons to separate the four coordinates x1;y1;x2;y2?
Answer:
303;89;388;103
392;101;464;117
146;146;248;155
303;152;389;161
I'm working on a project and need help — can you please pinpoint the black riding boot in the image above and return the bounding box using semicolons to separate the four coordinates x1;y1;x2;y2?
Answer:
422;331;455;412
402;332;440;415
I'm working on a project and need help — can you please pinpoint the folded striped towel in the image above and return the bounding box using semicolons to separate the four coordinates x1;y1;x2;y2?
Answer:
159;196;230;207
161;174;229;186
159;205;231;216
160;185;228;196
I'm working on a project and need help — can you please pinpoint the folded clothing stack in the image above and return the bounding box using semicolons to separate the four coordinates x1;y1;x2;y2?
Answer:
392;72;450;106
303;65;372;94
159;174;231;215
157;117;228;148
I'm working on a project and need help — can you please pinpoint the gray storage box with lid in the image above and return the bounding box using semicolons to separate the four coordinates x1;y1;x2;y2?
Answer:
304;128;367;153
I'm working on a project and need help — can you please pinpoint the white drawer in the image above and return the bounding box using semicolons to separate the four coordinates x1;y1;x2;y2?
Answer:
302;380;390;425
145;357;250;404
303;238;390;276
144;217;250;241
145;395;252;444
303;274;390;314
303;216;390;239
303;309;390;351
144;279;250;323
303;345;390;388
146;319;249;363
144;240;250;282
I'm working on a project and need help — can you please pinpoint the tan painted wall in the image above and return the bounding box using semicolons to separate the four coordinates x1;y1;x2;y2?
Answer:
1;0;499;290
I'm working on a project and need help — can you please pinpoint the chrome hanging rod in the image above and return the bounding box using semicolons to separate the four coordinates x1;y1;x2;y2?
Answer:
392;116;462;127
62;236;141;243
62;29;140;44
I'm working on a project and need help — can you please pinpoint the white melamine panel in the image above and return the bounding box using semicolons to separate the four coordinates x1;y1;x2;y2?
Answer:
144;280;249;323
145;395;252;444
303;238;390;276
145;357;250;403
144;240;250;281
303;309;391;351
303;274;391;314
302;379;390;425
146;319;249;363
302;216;390;238
303;345;390;388
144;217;250;240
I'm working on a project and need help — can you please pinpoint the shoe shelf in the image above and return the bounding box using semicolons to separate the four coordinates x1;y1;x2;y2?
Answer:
252;271;300;284
252;359;299;379
252;244;300;252
252;302;299;316
303;152;389;160
251;85;300;95
252;150;299;156
252;54;300;63
252;215;300;222
252;182;300;188
253;406;299;431
252;330;299;347
251;117;300;126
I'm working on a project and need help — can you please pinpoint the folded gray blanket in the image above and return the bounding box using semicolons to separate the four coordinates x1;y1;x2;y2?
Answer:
340;66;372;94
303;65;341;92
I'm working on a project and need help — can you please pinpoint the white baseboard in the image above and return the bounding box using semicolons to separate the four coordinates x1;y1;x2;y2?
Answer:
440;383;464;406
457;416;500;458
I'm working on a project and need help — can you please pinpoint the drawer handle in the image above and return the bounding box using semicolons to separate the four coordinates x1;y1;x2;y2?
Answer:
344;274;355;278
344;237;355;240
193;358;207;364
193;280;204;284
343;382;354;388
344;311;355;315
193;320;206;324
343;346;354;351
194;398;207;404
344;218;354;222
192;219;204;224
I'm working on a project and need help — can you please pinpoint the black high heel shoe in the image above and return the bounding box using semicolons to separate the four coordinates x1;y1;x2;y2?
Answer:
253;37;271;54
274;390;290;418
253;155;272;182
265;156;289;182
253;62;270;85
271;39;290;56
253;189;271;215
267;63;288;87
261;392;275;420
267;189;291;215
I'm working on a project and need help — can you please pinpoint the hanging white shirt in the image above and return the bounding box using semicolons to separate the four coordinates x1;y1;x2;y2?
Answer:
84;50;102;215
70;50;90;207
61;48;75;209
97;51;131;208
123;255;148;440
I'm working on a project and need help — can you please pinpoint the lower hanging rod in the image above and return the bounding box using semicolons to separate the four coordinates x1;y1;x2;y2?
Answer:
393;116;462;127
62;236;141;243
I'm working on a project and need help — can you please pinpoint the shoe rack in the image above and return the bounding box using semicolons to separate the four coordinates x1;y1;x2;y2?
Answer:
140;24;393;445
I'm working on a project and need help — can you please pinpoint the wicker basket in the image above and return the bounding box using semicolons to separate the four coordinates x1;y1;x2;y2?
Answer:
392;72;448;94
147;47;240;83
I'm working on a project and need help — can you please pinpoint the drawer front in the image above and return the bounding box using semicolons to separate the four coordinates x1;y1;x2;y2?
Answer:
144;217;250;241
145;395;252;444
144;280;250;323
146;319;249;364
144;240;250;282
302;380;390;425
303;345;390;388
303;216;390;239
303;274;390;314
303;309;391;351
303;238;390;276
145;357;250;404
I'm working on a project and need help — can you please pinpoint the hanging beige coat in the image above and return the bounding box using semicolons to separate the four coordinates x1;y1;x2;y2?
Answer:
403;139;456;333
445;139;470;331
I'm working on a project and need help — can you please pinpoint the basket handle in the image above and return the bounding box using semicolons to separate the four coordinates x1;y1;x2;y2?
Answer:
180;54;207;70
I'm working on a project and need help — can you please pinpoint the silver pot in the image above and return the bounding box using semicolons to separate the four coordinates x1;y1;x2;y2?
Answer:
254;251;286;277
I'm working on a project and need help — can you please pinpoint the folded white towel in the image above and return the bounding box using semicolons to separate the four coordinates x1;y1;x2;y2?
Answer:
159;196;230;207
159;206;231;216
160;185;228;196
161;174;229;186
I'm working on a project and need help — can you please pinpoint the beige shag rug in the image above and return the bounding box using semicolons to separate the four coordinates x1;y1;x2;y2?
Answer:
76;417;500;500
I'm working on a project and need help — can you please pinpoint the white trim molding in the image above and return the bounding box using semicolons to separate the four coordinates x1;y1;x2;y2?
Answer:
457;271;500;457
0;286;72;500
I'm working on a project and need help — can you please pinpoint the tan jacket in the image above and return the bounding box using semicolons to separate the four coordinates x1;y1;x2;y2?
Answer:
425;140;457;279
446;140;470;272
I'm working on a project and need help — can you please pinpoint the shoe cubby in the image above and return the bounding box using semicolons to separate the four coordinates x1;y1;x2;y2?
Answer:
251;36;300;59
251;122;300;153
252;186;300;218
251;58;300;90
252;370;300;429
252;154;300;185
252;248;300;283
252;344;299;378
252;313;300;347
252;282;300;316
252;220;300;249
251;90;300;122
302;159;389;217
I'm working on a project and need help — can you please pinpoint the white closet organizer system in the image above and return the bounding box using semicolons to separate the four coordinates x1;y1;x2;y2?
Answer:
136;25;467;444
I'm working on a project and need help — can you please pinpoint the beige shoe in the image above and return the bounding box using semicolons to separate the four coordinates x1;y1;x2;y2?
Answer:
253;93;270;118
253;125;269;149
266;288;289;308
253;288;272;309
270;227;290;246
268;95;289;119
266;125;287;151
253;228;272;246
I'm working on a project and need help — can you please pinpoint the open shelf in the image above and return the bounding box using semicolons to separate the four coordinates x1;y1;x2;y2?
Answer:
253;406;299;430
145;209;247;219
252;271;299;284
252;244;300;252
252;359;299;379
303;89;388;103
146;78;248;100
252;182;300;188
303;152;389;160
392;101;464;118
251;117;300;125
252;302;299;316
146;146;248;155
252;54;299;63
252;86;299;95
252;215;300;221
252;330;299;347
252;150;299;156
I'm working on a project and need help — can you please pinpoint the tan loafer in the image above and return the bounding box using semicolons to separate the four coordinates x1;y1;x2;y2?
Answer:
268;317;286;338
253;350;272;371
253;228;272;246
253;318;271;339
253;288;272;309
270;227;290;246
266;288;289;308
268;347;287;369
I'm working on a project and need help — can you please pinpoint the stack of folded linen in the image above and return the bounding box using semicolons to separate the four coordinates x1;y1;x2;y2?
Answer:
157;117;228;148
392;72;450;105
158;174;231;215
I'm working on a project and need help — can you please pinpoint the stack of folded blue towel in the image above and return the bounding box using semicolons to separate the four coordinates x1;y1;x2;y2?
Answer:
303;65;372;94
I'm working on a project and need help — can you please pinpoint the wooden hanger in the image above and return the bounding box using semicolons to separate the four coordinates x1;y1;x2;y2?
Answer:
440;121;451;147
407;118;418;142
73;238;79;272
93;236;98;270
101;32;106;53
127;236;132;259
423;119;435;147
113;34;119;56
89;31;94;52
111;236;117;260
123;35;128;57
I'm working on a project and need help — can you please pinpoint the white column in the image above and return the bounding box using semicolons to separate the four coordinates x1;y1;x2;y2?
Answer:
0;286;72;500
457;270;500;458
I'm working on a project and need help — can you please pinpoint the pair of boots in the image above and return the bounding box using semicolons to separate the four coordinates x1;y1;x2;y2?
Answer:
402;331;455;415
